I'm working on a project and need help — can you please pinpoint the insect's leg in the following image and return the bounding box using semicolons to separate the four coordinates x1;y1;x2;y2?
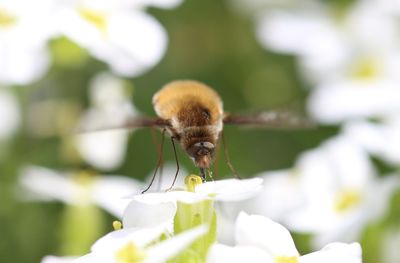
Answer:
150;127;164;190
212;139;220;180
142;128;166;194
166;136;180;191
221;130;241;179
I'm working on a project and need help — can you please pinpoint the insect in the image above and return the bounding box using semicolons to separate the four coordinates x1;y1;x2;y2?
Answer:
80;80;312;192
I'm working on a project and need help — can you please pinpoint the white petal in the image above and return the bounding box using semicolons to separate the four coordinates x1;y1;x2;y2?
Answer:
132;190;208;204
132;0;183;9
308;82;400;123
344;120;400;165
123;199;176;229
299;242;362;263
247;170;304;221
91;175;143;218
0;44;50;85
75;130;129;170
89;72;131;108
91;226;166;254
235;212;299;257
19;166;79;204
206;244;274;263
215;170;304;245
144;225;208;263
0;89;20;139
195;178;263;202
96;11;167;77
41;255;77;263
71;253;99;263
256;10;345;62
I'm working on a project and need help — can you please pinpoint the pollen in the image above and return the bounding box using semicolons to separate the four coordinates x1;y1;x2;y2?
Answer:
275;255;299;263
185;174;203;192
0;9;17;27
115;242;146;263
78;8;108;34
334;189;362;212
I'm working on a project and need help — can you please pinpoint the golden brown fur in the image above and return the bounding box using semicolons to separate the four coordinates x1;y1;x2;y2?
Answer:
153;80;223;125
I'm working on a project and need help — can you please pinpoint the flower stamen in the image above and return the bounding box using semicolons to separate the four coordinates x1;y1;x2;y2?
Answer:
113;220;123;230
185;175;203;192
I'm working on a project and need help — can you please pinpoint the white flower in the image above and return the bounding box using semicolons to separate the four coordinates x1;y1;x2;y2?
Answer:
283;135;398;247
217;134;399;248
123;177;263;229
0;0;56;84
206;212;362;263
19;165;143;218
256;1;400;86
71;224;208;263
75;72;137;170
55;0;169;77
0;87;20;140
344;117;400;165
215;169;305;245
255;1;400;124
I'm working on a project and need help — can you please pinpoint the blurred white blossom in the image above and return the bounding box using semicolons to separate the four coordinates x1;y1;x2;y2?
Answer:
0;0;56;84
344;117;400;165
19;165;143;218
207;212;362;263
256;0;400;84
75;72;137;170
42;256;77;263
282;135;398;247
55;0;170;77
217;135;399;248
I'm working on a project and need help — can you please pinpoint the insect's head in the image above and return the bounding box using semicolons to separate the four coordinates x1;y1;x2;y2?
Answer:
187;141;215;168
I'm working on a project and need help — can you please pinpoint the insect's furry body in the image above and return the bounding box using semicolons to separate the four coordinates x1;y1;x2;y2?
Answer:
153;80;223;169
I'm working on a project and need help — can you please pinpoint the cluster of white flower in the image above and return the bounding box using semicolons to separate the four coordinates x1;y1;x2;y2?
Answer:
218;0;400;261
0;0;182;86
28;175;360;263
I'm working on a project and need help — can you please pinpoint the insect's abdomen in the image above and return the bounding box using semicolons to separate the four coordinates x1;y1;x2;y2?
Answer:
153;80;223;126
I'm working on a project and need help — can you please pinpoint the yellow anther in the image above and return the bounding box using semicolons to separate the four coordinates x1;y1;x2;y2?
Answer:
334;189;362;212
78;8;108;34
184;175;203;192
275;255;299;263
115;242;146;263
0;9;16;27
113;220;123;230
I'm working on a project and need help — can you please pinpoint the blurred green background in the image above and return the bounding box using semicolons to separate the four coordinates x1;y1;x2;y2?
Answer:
1;0;395;262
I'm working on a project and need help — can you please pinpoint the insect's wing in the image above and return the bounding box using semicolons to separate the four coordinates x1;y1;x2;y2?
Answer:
76;111;170;133
223;110;315;129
